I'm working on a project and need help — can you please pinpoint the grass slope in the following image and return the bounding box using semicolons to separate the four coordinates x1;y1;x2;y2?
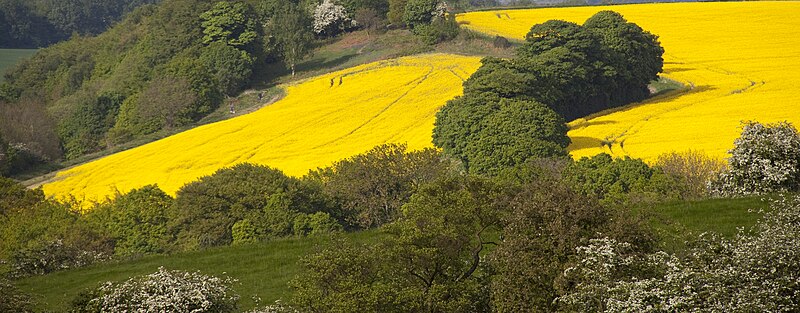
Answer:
458;1;800;163
16;230;382;312
0;49;37;81
39;53;482;203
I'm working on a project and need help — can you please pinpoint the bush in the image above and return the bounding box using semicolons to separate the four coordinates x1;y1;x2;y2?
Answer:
711;121;800;196
557;195;800;312
0;277;35;313
292;212;342;236
412;14;459;45
76;267;239;313
6;239;109;279
655;150;727;199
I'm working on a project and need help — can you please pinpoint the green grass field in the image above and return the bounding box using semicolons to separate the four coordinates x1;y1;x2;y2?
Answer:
16;230;383;312
14;196;770;312
0;49;37;81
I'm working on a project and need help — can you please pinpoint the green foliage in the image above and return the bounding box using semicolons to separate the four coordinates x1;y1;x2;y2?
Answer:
0;176;44;216
387;0;407;25
563;153;679;206
307;143;453;229
270;3;314;76
434;93;569;175
292;212;342;236
411;14;459;45
489;177;649;312
655;150;727;199
292;176;502;312
402;0;440;29
200;1;258;49
172;163;321;250
0;277;35;313
232;218;259;245
86;185;174;257
435;11;663;174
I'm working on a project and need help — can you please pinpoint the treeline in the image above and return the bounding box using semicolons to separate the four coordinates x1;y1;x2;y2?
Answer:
434;10;664;175
5;120;800;311
0;0;474;177
0;0;161;48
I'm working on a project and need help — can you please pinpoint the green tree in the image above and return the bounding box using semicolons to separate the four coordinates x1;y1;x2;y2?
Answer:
200;1;257;49
271;4;314;76
387;0;407;25
0;176;44;217
307;143;452;229
86;185;173;256
199;41;253;97
403;0;442;29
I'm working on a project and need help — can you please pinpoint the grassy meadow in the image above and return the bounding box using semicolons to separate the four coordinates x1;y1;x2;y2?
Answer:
39;54;482;203
457;1;800;163
0;49;37;81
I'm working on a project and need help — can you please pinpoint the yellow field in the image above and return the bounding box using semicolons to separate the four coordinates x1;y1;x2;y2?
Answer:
458;1;800;162
42;54;482;202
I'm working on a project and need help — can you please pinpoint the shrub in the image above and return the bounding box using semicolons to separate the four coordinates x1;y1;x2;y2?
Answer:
556;195;800;312
77;267;239;313
292;212;342;237
655;150;727;199
0;277;35;313
711;121;800;196
6;239;109;279
412;14;459;45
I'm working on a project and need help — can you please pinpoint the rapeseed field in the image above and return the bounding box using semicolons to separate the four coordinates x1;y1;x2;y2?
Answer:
42;54;482;203
458;1;800;162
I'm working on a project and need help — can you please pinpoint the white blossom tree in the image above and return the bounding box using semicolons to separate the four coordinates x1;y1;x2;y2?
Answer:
312;0;354;37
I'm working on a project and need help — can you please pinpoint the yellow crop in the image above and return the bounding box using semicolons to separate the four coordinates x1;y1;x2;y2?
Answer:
42;54;482;203
458;2;800;163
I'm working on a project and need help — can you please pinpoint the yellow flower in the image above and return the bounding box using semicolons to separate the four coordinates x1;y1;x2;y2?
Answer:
42;54;482;204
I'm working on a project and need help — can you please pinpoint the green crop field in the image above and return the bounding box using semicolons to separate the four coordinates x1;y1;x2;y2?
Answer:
0;49;37;81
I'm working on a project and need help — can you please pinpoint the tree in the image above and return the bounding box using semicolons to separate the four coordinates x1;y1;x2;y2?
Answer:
312;0;353;37
271;4;314;76
86;185;173;256
291;176;504;312
355;8;382;37
387;0;407;25
402;0;444;29
199;41;254;97
711;121;800;196
131;76;198;133
0;176;44;217
200;1;257;49
307;143;452;229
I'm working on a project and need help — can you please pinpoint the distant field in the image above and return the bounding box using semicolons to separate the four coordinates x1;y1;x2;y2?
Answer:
0;49;36;80
40;54;482;202
458;2;800;162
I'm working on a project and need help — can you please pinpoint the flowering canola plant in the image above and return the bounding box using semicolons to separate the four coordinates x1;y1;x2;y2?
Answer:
458;1;800;162
42;54;482;203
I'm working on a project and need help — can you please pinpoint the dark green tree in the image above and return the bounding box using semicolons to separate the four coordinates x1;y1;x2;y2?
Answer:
200;1;257;49
270;3;314;76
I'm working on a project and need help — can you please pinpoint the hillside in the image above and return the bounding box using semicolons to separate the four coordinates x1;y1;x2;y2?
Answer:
457;1;800;162
39;54;482;202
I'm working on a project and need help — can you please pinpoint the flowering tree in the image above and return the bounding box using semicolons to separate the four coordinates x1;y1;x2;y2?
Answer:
711;121;800;196
81;267;239;313
312;0;353;37
557;195;800;312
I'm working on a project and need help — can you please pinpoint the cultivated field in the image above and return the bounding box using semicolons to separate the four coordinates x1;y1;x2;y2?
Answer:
458;1;800;162
41;54;482;202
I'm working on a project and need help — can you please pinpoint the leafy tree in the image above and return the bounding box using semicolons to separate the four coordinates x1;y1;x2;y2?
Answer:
655;150;727;199
434;94;568;175
387;0;407;25
271;4;314;76
402;0;444;29
490;178;623;312
121;76;197;135
292;212;342;236
0;277;35;313
199;41;254;97
86;185;173;256
563;153;678;206
292;176;504;312
200;1;257;49
171;163;314;250
355;7;382;37
0;176;44;217
711;121;800;196
307;143;453;229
